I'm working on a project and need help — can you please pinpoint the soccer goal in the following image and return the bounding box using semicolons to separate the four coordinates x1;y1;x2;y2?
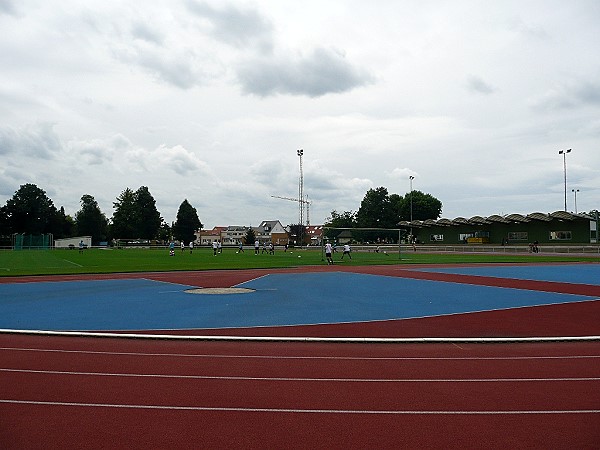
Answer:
321;227;408;260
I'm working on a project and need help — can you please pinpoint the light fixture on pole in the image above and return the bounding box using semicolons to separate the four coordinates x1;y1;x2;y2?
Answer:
571;188;579;214
558;148;571;212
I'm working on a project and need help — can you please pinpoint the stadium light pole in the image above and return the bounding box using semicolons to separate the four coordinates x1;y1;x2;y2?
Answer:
297;149;304;247
558;148;571;212
571;188;579;214
409;176;414;239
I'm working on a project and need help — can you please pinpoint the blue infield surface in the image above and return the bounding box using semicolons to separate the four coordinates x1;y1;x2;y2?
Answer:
0;268;597;331
413;263;600;284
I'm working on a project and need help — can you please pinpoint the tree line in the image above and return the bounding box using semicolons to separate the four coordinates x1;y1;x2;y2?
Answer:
0;184;202;245
324;186;442;242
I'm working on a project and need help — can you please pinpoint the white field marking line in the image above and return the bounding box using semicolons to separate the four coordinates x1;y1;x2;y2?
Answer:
2;329;600;343
234;273;271;288
60;259;83;267
2;368;599;383
0;399;598;415
1;347;599;361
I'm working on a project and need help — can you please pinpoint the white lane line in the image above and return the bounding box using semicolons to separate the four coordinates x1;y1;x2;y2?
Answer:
1;368;599;382
1;347;599;361
1;399;598;415
61;259;83;267
2;328;600;343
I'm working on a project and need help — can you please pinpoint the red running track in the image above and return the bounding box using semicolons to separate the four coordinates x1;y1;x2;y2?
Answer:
1;333;599;449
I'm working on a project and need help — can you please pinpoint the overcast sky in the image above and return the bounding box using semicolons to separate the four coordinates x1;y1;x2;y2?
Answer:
1;0;599;228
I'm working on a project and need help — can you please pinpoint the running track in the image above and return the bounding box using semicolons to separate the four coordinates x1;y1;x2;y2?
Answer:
1;263;599;448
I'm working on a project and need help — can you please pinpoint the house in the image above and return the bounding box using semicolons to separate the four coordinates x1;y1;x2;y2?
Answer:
197;226;226;246
305;225;324;246
256;220;289;245
221;226;248;245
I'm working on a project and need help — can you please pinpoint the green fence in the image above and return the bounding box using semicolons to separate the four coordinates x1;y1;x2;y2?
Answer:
12;233;53;250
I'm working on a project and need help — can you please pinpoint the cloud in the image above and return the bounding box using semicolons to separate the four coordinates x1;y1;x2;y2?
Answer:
0;123;62;158
466;76;496;95
237;47;374;97
0;0;18;16
153;144;210;175
532;80;600;111
185;0;273;51
131;21;164;45
111;42;206;89
387;167;419;182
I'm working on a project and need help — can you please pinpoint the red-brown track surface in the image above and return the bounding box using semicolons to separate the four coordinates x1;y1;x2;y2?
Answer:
1;264;599;448
1;334;599;449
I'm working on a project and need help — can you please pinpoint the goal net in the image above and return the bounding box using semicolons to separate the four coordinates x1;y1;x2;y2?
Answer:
321;227;408;260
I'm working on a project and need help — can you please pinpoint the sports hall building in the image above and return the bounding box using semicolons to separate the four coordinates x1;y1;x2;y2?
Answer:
399;211;598;245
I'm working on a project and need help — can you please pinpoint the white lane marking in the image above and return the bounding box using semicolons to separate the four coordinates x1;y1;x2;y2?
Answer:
0;399;598;415
1;368;599;383
1;347;599;361
61;259;83;267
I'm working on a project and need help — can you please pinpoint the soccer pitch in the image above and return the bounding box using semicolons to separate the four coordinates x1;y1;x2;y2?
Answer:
0;246;597;277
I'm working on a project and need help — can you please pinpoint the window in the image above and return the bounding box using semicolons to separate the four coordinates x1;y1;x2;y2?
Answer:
508;231;528;240
430;234;444;242
549;231;572;240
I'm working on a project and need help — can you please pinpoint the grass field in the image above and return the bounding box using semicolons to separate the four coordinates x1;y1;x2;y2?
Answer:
0;246;598;277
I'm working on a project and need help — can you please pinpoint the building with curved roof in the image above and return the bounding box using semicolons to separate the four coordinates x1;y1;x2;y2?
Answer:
398;211;598;245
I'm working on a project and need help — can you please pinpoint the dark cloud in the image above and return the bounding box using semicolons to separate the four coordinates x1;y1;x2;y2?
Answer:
112;46;201;89
185;0;273;51
131;22;164;45
0;123;62;158
466;76;496;95
533;80;600;111
237;48;374;97
0;0;18;17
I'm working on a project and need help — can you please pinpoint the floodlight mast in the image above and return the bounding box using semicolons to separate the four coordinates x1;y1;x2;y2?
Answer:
558;148;571;212
297;149;304;226
297;149;304;246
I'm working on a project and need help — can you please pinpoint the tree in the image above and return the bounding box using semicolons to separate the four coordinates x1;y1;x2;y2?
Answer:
156;218;172;243
172;199;202;244
75;195;108;244
111;188;137;239
53;206;75;239
243;227;256;245
287;224;306;245
111;186;162;240
134;186;161;240
1;184;59;234
356;187;397;229
398;190;443;221
324;210;356;240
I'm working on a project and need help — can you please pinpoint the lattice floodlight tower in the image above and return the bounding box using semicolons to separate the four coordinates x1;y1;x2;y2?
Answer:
297;149;304;228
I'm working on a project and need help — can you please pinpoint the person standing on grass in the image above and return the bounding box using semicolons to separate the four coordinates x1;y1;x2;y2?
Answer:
254;240;259;255
325;242;334;265
238;242;244;253
217;240;222;254
79;240;84;254
189;241;193;254
169;241;175;256
212;241;218;256
341;243;352;260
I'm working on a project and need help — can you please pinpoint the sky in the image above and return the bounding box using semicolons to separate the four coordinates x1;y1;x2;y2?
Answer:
1;0;599;229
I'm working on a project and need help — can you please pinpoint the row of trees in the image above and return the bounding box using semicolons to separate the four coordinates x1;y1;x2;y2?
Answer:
0;184;202;245
324;186;443;242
